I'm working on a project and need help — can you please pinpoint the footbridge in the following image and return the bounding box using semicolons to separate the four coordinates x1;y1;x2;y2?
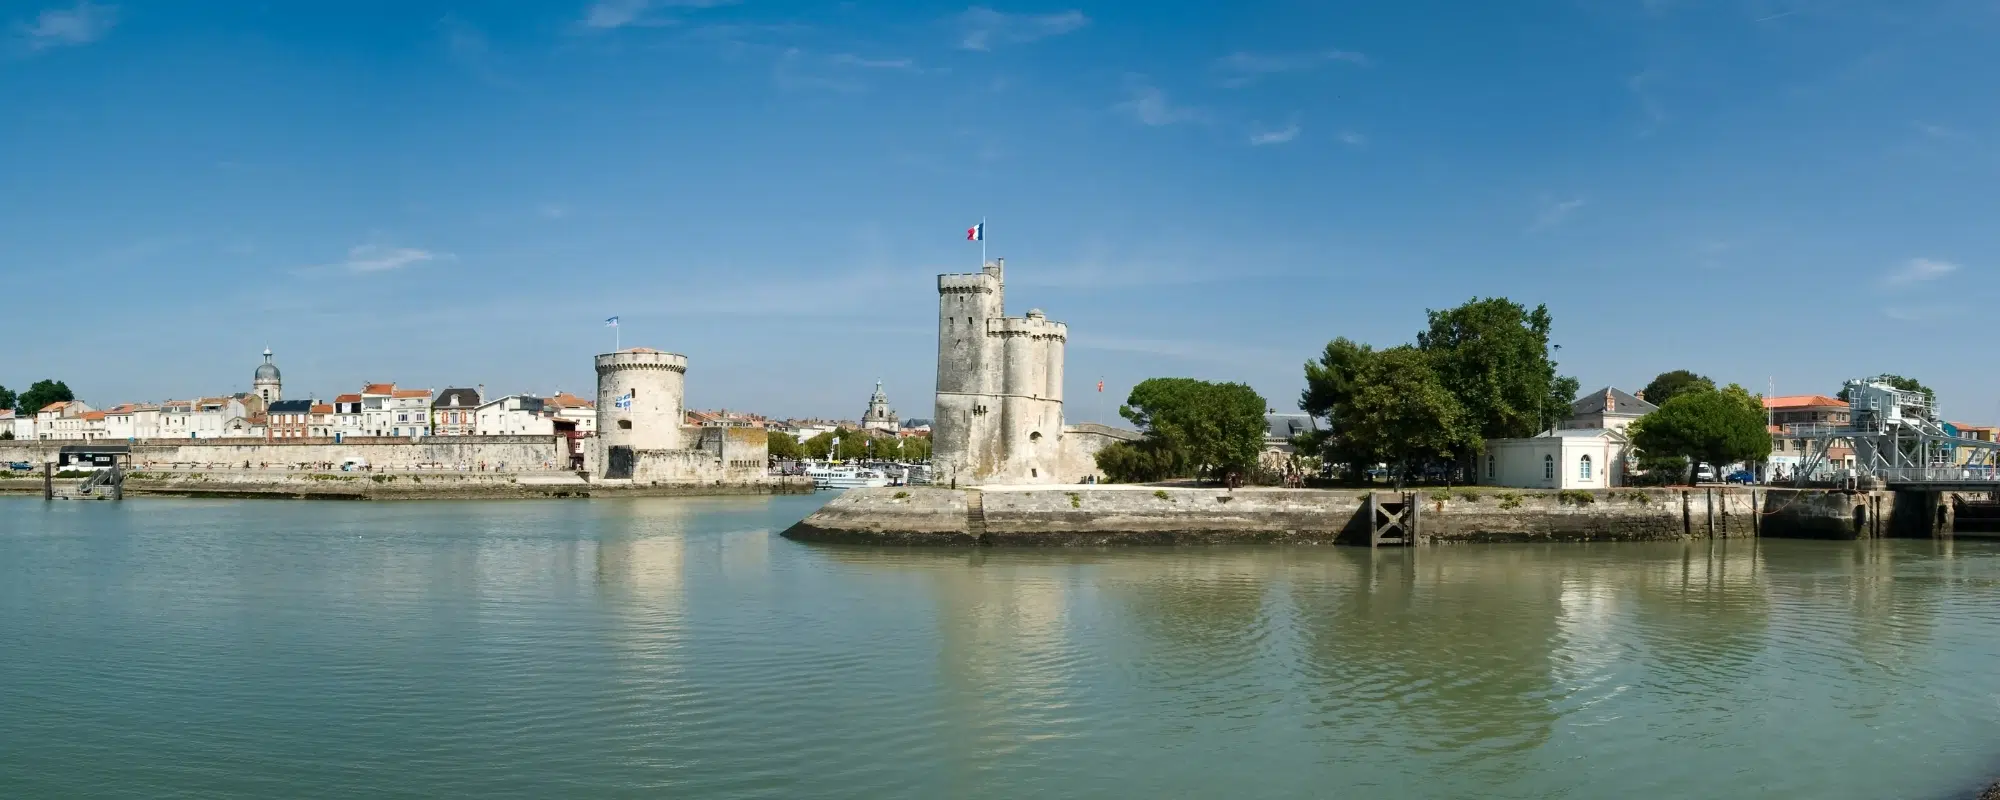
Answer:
1784;377;2000;492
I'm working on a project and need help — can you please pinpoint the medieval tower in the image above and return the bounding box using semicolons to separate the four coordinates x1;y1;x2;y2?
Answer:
933;258;1067;485
594;348;687;477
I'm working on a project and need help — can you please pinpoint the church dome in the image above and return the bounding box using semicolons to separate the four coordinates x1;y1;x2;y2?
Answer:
254;348;280;382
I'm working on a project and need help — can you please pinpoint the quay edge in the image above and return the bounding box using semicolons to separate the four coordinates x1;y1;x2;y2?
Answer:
782;485;1965;546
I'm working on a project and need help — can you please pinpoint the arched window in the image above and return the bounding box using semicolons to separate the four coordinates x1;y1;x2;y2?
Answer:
1543;454;1555;481
1579;454;1593;481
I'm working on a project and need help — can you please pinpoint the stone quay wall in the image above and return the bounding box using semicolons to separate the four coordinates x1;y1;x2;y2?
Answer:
0;468;809;500
785;486;1909;546
0;436;566;471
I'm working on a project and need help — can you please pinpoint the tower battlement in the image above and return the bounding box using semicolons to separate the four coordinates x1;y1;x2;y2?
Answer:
932;256;1066;485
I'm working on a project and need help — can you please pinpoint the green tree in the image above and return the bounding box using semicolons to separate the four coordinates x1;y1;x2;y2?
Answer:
835;430;871;461
0;430;12;440
1629;384;1772;484
1417;298;1564;440
17;380;74;416
1838;374;1934;405
1299;337;1379;481
1121;377;1268;481
1095;439;1191;483
767;432;802;460
901;434;932;461
0;384;15;413
1639;370;1716;407
801;431;837;459
869;436;902;460
1342;347;1476;489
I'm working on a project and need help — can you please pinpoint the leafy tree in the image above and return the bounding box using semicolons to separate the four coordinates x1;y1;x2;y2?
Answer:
1838;374;1934;405
1121;377;1269;481
901;434;932;462
1548;375;1581;429
1095;439;1191;483
1629;384;1772;484
1416;298;1569;442
0;430;12;440
835;429;872;461
801;431;838;459
1639;370;1715;407
1299;337;1378;480
0;384;15;413
869;436;901;460
17;380;74;416
1342;347;1476;489
767;432;803;460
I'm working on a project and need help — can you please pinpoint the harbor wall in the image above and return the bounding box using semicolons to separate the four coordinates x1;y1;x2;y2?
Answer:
785;486;1894;546
0;468;809;499
0;436;564;470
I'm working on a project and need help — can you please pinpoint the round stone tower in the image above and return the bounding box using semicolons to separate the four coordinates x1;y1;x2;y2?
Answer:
595;348;688;455
253;347;282;404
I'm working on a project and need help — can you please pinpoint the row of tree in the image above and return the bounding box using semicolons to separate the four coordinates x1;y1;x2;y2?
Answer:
1297;298;1577;487
1095;378;1269;483
767;429;931;462
0;379;75;417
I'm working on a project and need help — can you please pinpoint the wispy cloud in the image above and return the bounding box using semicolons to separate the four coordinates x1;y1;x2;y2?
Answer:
319;245;449;274
1115;82;1201;127
1884;257;1959;285
1337;130;1367;147
1628;70;1666;135
580;0;735;30
828;53;917;70
1529;196;1586;232
1248;122;1300;146
15;1;117;52
1213;49;1368;87
956;6;1088;51
1912;121;1969;141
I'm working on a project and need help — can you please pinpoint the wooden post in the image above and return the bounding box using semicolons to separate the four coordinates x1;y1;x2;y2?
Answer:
42;461;52;501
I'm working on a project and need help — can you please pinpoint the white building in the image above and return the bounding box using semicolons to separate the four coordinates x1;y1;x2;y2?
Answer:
476;395;555;436
0;410;32;440
1561;387;1657;432
330;393;366;438
547;392;596;434
154;397;254;439
102;404;161;440
388;388;433;437
1483;429;1631;490
35;401;94;440
360;383;396;436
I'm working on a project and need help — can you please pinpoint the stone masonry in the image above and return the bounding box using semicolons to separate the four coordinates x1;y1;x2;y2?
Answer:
932;258;1069;486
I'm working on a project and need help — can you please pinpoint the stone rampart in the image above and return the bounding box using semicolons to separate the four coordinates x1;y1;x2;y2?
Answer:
785;486;1885;546
0;437;565;470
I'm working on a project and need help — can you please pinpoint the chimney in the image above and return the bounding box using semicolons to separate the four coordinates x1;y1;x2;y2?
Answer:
1634;390;1645;402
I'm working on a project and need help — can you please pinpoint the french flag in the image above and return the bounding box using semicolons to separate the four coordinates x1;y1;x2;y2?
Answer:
966;222;984;242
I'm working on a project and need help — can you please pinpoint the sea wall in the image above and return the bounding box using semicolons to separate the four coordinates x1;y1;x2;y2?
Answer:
0;436;565;470
784;486;1888;546
0;468;809;499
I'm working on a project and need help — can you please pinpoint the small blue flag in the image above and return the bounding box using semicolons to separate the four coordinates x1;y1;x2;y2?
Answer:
614;391;634;410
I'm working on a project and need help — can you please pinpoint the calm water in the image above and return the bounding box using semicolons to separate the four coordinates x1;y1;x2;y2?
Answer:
6;496;2000;799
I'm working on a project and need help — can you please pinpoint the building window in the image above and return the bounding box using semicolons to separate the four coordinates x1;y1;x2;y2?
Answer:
1543;454;1555;481
618;420;632;430
1580;454;1593;481
1487;454;1495;480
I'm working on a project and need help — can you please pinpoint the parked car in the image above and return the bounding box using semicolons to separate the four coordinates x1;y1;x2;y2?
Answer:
1725;470;1757;485
1695;464;1717;483
6;461;33;471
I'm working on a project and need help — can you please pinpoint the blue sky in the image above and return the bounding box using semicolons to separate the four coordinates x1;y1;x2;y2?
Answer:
6;0;2000;423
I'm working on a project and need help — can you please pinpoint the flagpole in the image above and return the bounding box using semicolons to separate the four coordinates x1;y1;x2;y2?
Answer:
981;215;987;267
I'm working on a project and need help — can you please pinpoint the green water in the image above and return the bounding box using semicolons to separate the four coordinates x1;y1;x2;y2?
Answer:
5;496;2000;799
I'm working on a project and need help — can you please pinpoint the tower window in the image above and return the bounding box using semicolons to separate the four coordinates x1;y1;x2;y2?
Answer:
618;420;632;430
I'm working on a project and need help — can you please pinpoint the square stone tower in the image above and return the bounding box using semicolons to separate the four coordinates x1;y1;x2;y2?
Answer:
933;258;1067;486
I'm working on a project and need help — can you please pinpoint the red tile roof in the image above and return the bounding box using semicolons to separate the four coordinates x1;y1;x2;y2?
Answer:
548;392;593;408
1764;394;1846;410
39;401;73;413
81;411;106;421
309;404;334;414
333;393;362;403
392;389;432;399
363;383;395;395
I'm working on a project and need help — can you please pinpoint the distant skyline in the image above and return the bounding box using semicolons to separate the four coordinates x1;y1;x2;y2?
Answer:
6;1;2000;422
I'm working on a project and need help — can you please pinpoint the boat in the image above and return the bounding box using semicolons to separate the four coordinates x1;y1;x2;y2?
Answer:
805;466;891;490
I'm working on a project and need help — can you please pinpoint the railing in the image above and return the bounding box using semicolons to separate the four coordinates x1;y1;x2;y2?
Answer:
1874;466;2000;484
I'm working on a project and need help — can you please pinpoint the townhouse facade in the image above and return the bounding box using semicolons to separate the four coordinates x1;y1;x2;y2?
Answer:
431;388;482;436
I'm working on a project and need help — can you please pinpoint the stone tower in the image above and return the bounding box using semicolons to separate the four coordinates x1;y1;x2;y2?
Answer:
253;348;282;404
595;348;688;477
862;380;900;433
933;258;1067;485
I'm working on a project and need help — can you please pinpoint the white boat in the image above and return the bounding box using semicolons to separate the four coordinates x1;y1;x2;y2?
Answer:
806;466;891;490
